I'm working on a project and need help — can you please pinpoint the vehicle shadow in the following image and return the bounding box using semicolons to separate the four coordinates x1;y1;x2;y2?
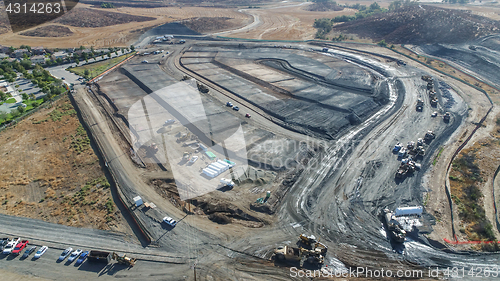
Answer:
78;261;107;273
99;262;131;276
6;254;18;261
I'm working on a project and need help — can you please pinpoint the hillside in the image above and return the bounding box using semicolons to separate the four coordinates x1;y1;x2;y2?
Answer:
332;5;500;44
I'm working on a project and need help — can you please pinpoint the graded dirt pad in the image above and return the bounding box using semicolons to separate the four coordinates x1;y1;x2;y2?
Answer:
0;96;126;232
54;7;156;28
332;5;500;44
19;25;73;37
224;4;357;40
180;17;247;34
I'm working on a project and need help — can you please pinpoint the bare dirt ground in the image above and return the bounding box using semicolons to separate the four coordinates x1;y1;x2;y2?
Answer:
0;96;129;233
20;25;73;37
228;4;357;40
0;4;249;48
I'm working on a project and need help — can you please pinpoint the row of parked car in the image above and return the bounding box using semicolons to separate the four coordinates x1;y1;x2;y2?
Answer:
1;238;89;265
1;238;48;259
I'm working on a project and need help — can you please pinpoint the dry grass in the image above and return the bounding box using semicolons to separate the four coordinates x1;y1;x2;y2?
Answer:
0;96;120;230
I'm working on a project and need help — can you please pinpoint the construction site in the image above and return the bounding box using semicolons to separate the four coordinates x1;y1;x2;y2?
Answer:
1;1;500;280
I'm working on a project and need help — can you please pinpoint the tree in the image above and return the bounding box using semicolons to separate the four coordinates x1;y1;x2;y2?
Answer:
84;69;90;78
130;45;135;51
107;53;111;58
369;2;381;10
17;106;25;114
377;39;387;47
22;93;29;100
0;111;7;121
75;58;80;65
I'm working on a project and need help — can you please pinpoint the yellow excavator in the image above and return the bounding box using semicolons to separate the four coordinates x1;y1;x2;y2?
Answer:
112;252;137;267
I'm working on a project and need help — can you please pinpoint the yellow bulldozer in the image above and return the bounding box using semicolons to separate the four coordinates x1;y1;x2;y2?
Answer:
112;252;137;267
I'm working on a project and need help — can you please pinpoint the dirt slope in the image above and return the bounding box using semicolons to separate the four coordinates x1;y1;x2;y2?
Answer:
333;5;500;44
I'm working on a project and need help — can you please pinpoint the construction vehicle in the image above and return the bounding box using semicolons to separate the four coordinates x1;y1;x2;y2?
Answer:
88;250;111;263
395;159;419;178
421;75;432;83
382;209;406;243
430;98;438;106
273;234;327;268
424;131;435;141
417;138;424;147
112;252;137;267
428;90;436;99
407;141;415;150
177;133;190;142
443;112;450;122
150;143;158;153
416;99;424;111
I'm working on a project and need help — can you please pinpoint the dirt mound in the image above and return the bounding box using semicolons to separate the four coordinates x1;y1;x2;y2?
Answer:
306;2;343;12
54;7;156;28
20;25;73;37
333;5;500;44
181;17;244;33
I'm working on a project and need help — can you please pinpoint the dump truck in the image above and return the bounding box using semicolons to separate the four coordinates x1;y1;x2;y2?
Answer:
443;112;450;122
430;98;438;106
416;99;424;111
88;250;111;263
421;75;432;82
383;209;406;243
112;252;136;267
424;131;435;141
428;90;436;99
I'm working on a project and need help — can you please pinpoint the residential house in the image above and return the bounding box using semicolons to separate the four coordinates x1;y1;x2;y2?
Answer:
30;55;47;64
11;49;29;58
31;46;45;55
51;51;68;60
0;45;10;54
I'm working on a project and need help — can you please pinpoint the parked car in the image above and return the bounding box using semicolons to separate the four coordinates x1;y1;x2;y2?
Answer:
58;247;73;261
233;106;239;111
34;246;48;259
164;119;175;126
398;148;407;157
2;238;20;254
188;156;198;164
431;112;438;117
245;113;251;118
75;251;89;266
22;246;37;258
0;238;9;250
162;216;177;227
226;102;233;107
68;249;83;262
12;240;29;255
392;142;402;153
